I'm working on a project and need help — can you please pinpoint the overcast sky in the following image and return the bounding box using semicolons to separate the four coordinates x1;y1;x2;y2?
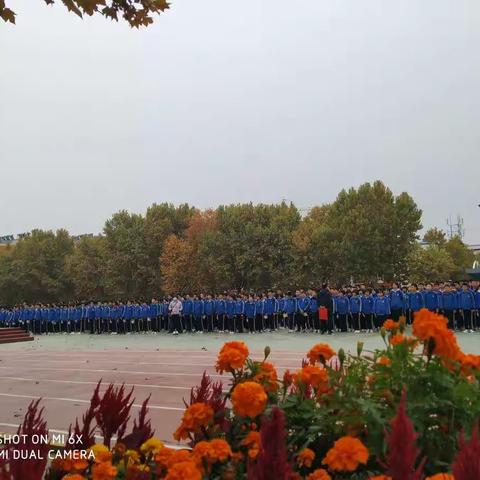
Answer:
1;0;479;242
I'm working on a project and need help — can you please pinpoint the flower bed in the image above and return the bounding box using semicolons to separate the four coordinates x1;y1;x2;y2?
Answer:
1;309;480;479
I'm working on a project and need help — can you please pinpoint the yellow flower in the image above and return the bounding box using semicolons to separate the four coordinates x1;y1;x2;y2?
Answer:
88;444;112;464
140;437;164;455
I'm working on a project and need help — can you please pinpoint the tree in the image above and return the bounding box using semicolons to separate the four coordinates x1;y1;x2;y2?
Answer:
323;181;422;283
406;244;456;283
103;210;151;299
292;205;335;285
160;210;218;294
423;228;447;246
202;202;301;290
444;236;475;280
0;229;74;305
0;0;169;27
144;203;196;292
65;236;108;301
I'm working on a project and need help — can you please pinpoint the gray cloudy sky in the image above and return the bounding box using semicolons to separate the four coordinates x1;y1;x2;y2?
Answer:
1;0;479;242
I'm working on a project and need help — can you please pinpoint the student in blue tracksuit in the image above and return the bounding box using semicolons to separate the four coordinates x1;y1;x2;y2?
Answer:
215;294;227;332
225;294;235;332
309;290;319;332
407;285;424;324
349;290;362;332
182;295;193;332
360;290;374;331
192;295;204;332
296;292;310;332
255;295;265;332
244;295;256;333
284;292;296;332
475;287;480;329
389;283;405;321
264;291;276;332
334;291;350;332
373;290;391;329
277;294;285;328
442;285;458;329
203;295;215;332
423;284;440;313
458;283;476;331
234;296;245;333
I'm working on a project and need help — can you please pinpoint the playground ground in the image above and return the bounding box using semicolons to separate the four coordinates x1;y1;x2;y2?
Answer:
0;330;479;446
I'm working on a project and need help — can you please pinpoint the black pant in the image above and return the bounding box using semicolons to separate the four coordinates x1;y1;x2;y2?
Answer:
311;311;320;331
193;315;203;331
255;314;264;332
444;310;455;329
461;310;473;330
246;316;255;332
170;314;182;333
204;315;214;332
217;314;225;331
361;313;373;330
235;315;244;333
336;314;348;332
391;308;402;321
351;313;361;330
375;314;386;329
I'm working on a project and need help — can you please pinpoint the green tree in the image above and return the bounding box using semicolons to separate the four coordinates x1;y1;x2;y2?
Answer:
103;210;151;299
423;227;447;246
0;0;169;27
444;235;475;280
406;244;456;283
324;181;422;283
203;202;301;290
65;236;108;301
0;229;74;305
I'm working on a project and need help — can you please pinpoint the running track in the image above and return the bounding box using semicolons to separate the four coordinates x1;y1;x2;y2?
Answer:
0;345;307;445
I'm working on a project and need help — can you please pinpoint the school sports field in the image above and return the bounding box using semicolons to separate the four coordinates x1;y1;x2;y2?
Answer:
0;331;479;446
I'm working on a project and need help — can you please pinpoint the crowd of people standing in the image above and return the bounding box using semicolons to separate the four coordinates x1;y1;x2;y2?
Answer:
1;281;479;336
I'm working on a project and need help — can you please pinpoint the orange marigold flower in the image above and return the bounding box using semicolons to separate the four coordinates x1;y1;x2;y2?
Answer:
92;461;117;480
425;475;455;480
412;309;462;361
307;343;336;365
322;436;369;472
166;450;193;469
242;430;261;459
208;439;232;463
165;461;202;480
155;446;175;468
383;319;399;331
459;353;480;374
253;362;278;392
377;356;391;366
306;468;332;480
215;342;249;373
62;458;89;472
173;402;214;441
62;475;86;480
231;381;267;418
369;476;392;480
389;334;406;346
296;365;329;394
297;448;315;468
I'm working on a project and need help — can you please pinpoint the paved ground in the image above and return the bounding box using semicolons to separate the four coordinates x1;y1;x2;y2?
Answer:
0;330;478;445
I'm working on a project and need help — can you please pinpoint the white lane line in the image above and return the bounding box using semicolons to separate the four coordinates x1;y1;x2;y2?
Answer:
2;359;300;369
0;365;226;378
0;393;184;411
0;376;194;391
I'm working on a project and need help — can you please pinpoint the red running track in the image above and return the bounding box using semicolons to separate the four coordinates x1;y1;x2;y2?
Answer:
0;348;306;445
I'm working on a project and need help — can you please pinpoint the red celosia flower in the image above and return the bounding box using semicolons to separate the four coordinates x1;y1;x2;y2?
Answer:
452;422;480;480
381;390;425;480
248;407;292;480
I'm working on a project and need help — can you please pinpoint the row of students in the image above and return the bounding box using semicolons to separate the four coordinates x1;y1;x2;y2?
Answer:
1;282;479;335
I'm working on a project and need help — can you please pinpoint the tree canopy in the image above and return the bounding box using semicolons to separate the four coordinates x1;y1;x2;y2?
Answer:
0;0;169;27
0;180;474;305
